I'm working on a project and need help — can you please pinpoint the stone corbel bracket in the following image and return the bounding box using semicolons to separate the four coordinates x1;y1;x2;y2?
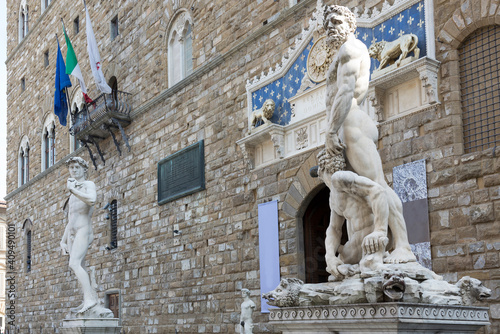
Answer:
368;56;440;122
417;62;440;105
237;124;285;169
367;86;386;123
270;127;286;159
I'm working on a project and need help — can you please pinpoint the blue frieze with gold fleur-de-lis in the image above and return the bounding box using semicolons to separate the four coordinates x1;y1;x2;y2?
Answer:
251;0;426;128
356;1;427;75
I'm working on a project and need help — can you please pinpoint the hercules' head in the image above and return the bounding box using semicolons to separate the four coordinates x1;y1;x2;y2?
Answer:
323;5;357;46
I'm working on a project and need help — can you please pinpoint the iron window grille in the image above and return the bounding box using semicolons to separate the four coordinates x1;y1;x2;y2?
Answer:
459;25;500;153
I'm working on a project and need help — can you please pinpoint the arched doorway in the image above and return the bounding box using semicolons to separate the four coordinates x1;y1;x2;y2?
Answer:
108;76;118;106
303;187;330;283
303;186;348;283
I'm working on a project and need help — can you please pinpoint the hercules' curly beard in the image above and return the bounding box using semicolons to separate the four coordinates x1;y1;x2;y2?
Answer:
326;27;350;50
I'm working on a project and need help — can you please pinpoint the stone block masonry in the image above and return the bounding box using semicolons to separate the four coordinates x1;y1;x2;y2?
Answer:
5;0;500;333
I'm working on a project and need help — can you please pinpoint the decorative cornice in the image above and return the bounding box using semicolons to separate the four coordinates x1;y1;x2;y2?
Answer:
246;0;323;92
377;103;439;127
370;57;440;90
269;303;490;324
353;0;422;28
245;26;314;92
368;57;441;123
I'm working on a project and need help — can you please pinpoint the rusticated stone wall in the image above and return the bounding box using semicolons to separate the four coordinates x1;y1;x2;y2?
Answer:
5;0;500;333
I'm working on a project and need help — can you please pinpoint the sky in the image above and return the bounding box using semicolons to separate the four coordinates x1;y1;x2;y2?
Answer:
0;0;7;201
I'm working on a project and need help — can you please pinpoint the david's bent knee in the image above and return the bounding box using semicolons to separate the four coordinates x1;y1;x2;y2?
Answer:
69;259;82;271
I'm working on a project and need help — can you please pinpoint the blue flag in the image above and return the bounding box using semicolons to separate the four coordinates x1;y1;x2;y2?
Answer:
54;39;72;126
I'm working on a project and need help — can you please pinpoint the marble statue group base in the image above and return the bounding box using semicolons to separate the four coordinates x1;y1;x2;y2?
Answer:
61;318;121;334
268;303;490;334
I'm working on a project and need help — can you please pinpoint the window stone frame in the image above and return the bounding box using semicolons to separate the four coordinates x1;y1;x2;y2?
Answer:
167;10;194;87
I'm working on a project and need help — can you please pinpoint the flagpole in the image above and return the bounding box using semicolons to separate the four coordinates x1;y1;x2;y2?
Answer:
83;0;112;94
54;32;72;126
56;31;72;117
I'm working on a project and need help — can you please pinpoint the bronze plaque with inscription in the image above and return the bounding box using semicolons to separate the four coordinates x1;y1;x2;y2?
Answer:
158;140;205;205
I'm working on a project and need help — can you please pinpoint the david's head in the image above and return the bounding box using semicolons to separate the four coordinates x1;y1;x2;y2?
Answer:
323;5;357;47
66;157;89;180
241;288;250;298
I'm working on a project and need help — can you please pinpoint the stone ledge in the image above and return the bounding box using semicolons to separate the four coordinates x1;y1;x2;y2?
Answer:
269;303;490;333
62;318;121;334
368;57;441;123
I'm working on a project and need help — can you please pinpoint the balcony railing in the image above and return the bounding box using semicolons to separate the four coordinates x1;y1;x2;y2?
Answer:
69;90;132;168
70;90;132;139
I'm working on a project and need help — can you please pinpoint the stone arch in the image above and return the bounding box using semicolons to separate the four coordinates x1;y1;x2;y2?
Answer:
22;218;32;230
282;148;328;281
282;148;324;219
68;86;85;114
103;61;119;82
22;218;33;272
41;112;56;140
161;2;195;89
438;0;500;49
42;94;52;114
18;0;28;42
40;112;56;170
164;0;195;24
18;135;30;154
165;8;194;87
18;135;30;186
436;0;500;154
68;87;85;153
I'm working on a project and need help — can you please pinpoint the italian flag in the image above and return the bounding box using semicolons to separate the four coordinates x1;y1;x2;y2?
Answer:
62;22;92;103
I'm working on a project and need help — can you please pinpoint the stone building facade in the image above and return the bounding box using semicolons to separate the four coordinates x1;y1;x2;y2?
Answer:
4;0;500;333
0;201;6;332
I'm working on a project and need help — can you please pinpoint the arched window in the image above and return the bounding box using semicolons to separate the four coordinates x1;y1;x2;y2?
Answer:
70;93;84;152
18;136;30;186
41;115;56;170
41;0;51;13
109;76;118;107
23;219;33;273
168;11;194;87
459;25;500;153
18;2;29;42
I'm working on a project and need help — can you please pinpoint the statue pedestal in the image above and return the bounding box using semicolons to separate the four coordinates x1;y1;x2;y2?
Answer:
268;303;490;334
61;318;121;334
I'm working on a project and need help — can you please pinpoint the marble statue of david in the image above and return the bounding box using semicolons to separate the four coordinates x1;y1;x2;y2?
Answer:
61;157;99;314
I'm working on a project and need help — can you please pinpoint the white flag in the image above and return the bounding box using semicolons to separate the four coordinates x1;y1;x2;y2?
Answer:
84;2;112;94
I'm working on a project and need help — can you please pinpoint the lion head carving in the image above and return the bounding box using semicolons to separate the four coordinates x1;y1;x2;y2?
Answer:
262;99;275;120
368;41;386;61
